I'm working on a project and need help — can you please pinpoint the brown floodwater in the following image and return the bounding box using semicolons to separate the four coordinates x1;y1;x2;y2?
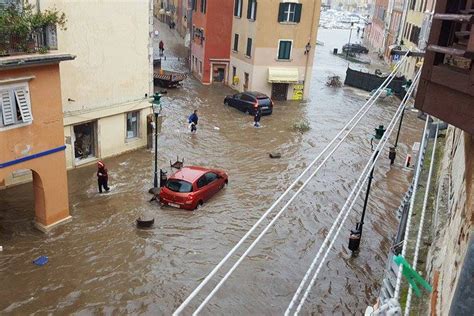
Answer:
0;27;423;314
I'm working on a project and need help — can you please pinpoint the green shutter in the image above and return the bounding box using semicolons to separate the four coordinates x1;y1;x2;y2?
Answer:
234;0;239;16
295;4;302;22
278;3;285;22
247;0;251;19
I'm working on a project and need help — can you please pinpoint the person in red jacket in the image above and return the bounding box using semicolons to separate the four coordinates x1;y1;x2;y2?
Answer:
97;160;110;193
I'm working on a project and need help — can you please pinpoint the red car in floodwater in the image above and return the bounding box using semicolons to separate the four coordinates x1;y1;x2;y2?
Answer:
159;166;228;210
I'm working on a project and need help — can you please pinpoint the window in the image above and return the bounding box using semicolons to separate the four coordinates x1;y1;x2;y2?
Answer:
199;61;203;74
197;176;207;188
0;84;33;128
204;172;218;184
233;33;239;51
246;37;252;57
234;0;242;17
200;0;206;13
241;94;254;102
166;179;193;193
278;40;292;60
126;111;139;139
192;0;197;11
232;66;236;78
278;2;302;23
247;0;257;20
410;26;421;44
410;0;416;10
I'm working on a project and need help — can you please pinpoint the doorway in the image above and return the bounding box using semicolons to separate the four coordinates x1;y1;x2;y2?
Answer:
244;72;249;91
271;83;289;101
212;64;226;83
73;122;97;162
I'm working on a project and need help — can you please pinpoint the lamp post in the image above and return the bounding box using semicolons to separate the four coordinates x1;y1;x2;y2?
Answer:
151;93;162;190
346;22;354;60
348;125;386;253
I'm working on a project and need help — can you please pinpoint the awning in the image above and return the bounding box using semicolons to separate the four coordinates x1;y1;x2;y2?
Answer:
268;68;299;83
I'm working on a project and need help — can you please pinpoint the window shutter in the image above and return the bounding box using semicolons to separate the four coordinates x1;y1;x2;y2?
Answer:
0;90;15;125
295;4;302;22
254;1;257;20
14;88;33;123
247;0;252;19
234;0;239;16
278;3;285;22
46;24;58;49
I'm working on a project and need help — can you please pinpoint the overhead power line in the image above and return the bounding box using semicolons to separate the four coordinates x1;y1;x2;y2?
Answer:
174;53;410;316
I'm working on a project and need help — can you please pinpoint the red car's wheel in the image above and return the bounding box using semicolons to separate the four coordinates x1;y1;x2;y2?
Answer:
195;200;203;210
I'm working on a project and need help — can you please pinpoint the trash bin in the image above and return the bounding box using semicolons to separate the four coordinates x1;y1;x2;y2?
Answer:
349;229;361;252
333;48;338;55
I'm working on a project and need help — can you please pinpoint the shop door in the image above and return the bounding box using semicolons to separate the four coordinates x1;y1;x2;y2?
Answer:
212;65;226;83
271;83;289;101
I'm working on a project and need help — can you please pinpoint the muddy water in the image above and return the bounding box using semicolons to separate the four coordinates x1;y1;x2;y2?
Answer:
0;28;423;314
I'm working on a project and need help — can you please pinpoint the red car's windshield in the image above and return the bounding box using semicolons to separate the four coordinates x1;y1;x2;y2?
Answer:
166;179;193;193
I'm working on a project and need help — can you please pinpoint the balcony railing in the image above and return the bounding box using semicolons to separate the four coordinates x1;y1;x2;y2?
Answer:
0;26;57;56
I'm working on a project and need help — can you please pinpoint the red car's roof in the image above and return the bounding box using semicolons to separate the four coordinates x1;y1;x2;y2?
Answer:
169;166;216;183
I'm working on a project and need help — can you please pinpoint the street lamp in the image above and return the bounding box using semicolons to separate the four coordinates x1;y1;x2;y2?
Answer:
151;93;162;190
348;124;386;253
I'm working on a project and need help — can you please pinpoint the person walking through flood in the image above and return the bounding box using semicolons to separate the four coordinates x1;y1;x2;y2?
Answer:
188;109;198;133
97;160;110;193
254;107;261;127
159;40;164;56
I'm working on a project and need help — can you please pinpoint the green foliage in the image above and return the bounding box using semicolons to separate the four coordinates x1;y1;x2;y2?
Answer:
0;3;67;53
38;46;49;54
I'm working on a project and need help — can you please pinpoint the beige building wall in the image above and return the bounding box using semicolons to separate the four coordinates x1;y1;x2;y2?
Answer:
229;0;320;100
400;10;424;80
38;0;154;168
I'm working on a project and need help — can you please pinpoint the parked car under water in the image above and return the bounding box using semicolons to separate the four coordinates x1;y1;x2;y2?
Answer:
342;43;369;54
159;166;228;210
224;91;273;115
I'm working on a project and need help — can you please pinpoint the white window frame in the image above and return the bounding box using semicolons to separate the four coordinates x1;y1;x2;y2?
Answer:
249;0;257;20
126;110;139;139
283;3;296;22
277;39;293;60
0;82;33;130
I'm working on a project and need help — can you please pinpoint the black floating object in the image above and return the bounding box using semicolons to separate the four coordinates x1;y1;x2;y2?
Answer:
160;89;168;94
136;216;154;228
269;152;282;159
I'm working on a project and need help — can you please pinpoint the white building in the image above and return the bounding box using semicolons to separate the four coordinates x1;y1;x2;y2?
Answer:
39;0;154;168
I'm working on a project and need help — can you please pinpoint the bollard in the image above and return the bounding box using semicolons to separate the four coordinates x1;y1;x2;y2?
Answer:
405;155;411;167
389;146;396;165
349;229;361;252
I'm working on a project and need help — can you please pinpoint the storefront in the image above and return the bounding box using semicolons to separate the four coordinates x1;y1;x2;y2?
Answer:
268;68;300;101
73;121;97;163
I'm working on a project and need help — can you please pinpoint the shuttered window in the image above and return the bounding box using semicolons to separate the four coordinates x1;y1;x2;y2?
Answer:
246;38;252;57
278;3;302;23
278;40;292;60
0;84;33;128
247;0;257;20
234;0;242;17
233;33;239;51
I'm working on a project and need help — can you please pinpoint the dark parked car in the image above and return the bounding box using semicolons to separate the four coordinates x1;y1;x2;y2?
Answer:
224;91;273;115
342;43;369;54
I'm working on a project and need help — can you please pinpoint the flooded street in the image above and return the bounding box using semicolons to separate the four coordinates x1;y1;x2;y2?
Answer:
0;27;423;315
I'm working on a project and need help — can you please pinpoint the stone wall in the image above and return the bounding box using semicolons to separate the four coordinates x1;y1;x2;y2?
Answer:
426;126;473;315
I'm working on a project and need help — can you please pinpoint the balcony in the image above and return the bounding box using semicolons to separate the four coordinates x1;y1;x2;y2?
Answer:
415;0;474;134
0;2;64;57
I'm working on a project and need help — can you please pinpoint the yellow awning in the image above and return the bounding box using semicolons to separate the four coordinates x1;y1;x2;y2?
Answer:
268;68;299;83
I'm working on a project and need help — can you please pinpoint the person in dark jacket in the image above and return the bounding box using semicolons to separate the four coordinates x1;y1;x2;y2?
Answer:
188;109;198;133
159;40;164;56
254;108;261;127
97;160;110;193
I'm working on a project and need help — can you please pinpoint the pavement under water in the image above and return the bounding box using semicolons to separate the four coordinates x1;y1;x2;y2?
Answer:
0;27;423;314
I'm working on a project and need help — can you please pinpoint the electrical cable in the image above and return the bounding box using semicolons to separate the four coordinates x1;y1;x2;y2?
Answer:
404;122;439;315
173;53;409;315
286;69;422;315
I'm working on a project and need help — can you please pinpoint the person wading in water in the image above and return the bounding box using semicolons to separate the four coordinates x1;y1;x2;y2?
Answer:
97;160;110;193
188;109;198;133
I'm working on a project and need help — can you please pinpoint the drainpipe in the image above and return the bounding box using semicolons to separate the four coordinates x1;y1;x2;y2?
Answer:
303;0;318;100
382;0;395;55
397;0;410;45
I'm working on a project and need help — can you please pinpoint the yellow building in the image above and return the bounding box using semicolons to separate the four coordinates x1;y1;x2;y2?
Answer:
229;0;320;100
38;0;154;168
0;53;74;231
400;0;435;80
